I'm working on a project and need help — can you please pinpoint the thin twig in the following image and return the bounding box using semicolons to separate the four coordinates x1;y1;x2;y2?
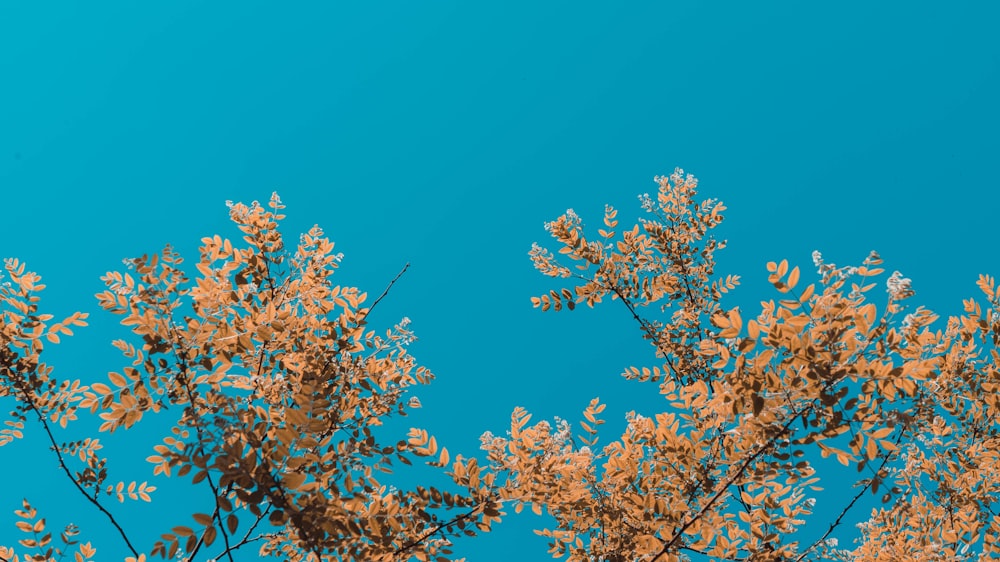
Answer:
794;430;906;561
653;402;814;560
213;507;274;559
359;263;410;323
16;381;140;557
393;500;487;558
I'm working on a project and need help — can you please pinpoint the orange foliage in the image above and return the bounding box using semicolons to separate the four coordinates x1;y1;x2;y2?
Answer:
1;194;494;561
3;175;1000;561
484;169;1000;561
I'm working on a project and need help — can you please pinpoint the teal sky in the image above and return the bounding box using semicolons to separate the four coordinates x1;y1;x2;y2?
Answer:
1;2;998;560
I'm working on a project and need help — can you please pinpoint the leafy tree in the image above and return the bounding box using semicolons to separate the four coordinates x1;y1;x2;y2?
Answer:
0;194;497;561
5;174;999;562
475;168;1000;561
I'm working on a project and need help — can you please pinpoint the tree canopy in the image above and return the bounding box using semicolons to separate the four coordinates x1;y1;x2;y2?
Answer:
3;172;999;561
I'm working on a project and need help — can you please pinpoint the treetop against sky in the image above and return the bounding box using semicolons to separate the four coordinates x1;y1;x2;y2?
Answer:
3;171;1000;561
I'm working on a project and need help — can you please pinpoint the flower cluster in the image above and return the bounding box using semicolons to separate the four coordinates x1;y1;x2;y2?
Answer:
811;250;860;290
394;317;415;345
551;416;572;452
887;270;915;300
479;430;509;452
543;208;581;234
638;192;655;212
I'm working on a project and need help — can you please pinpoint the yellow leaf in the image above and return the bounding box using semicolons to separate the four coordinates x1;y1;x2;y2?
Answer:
977;274;996;299
799;283;815;302
836;451;851;467
870;427;894;439
283;471;306;490
636;535;663;555
865;438;879;460
787;266;800;290
91;383;111;395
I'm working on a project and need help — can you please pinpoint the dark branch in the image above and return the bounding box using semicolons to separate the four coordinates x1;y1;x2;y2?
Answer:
16;380;140;557
360;262;410;322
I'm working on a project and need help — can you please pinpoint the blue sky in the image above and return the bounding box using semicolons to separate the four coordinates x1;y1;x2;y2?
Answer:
1;2;998;560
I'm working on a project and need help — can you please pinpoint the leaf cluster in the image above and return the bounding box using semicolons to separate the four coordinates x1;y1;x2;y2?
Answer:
484;169;1000;561
1;194;492;562
4;176;1000;562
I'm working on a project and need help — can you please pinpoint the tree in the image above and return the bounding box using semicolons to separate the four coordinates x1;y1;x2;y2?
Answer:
0;194;498;562
475;168;1000;561
4;174;999;562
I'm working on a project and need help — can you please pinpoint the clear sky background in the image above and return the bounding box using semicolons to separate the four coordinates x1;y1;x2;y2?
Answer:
1;2;998;561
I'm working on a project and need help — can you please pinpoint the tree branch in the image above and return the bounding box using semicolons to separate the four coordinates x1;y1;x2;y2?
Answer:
359;262;410;323
15;379;140;557
653;402;815;560
393;499;488;558
794;430;906;562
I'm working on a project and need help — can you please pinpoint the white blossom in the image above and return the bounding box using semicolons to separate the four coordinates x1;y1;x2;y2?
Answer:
887;270;914;299
638;192;655;212
552;417;572;448
625;411;649;433
479;431;507;451
479;431;494;448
